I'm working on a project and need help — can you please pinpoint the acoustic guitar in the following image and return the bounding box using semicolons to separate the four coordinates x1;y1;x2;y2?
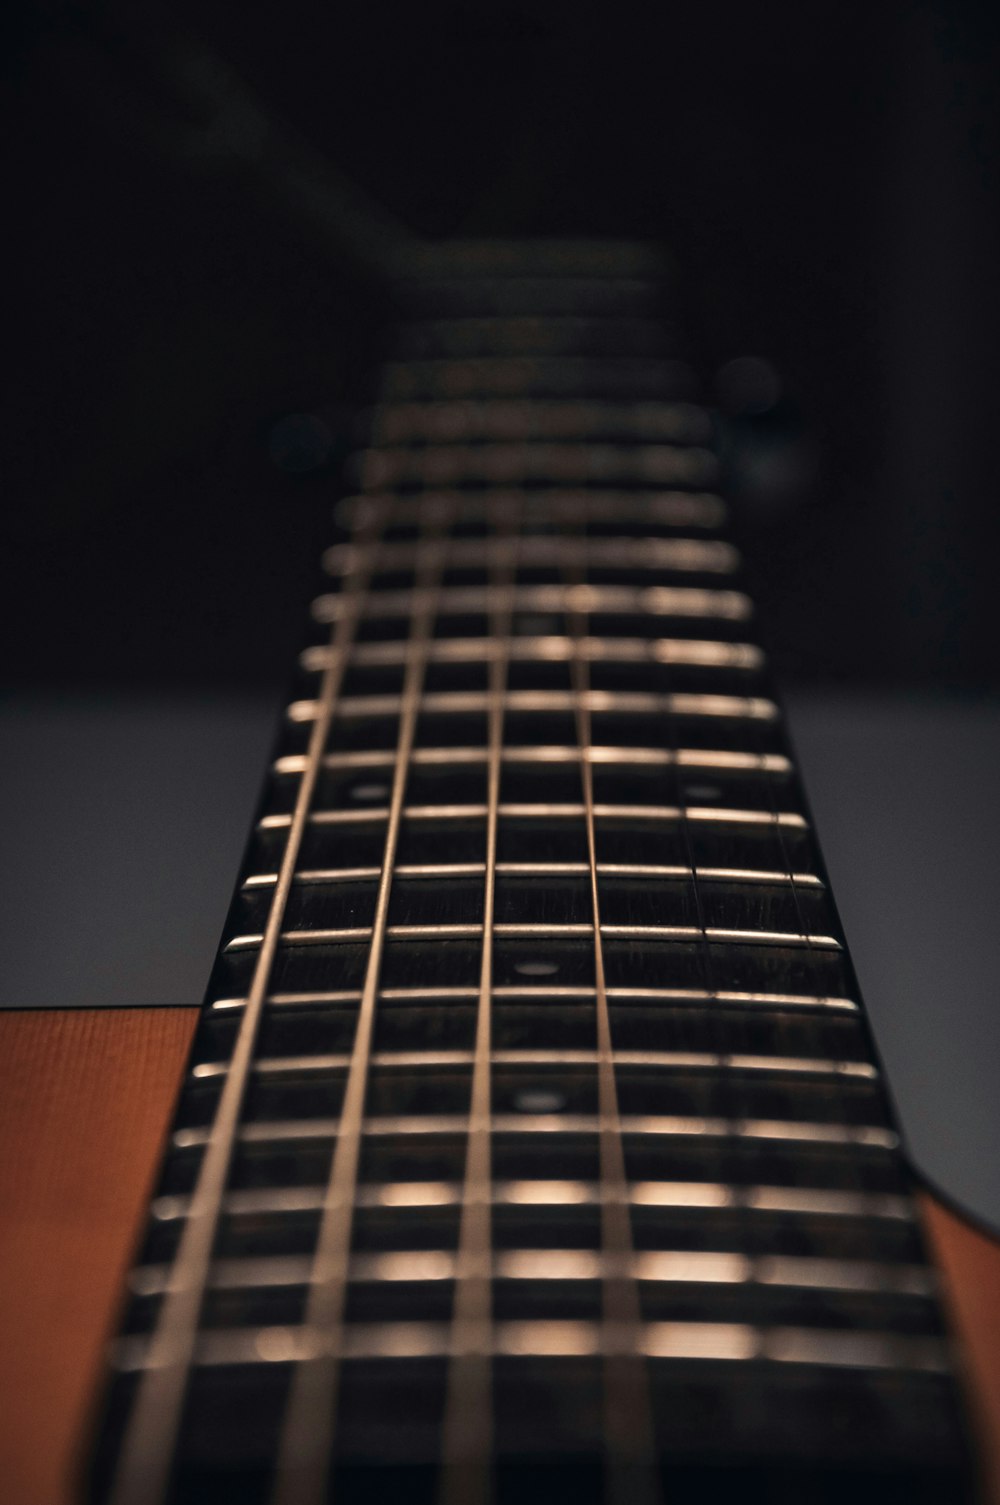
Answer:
3;239;999;1505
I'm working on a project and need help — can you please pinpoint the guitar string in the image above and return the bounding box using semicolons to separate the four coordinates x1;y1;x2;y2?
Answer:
668;586;752;1348
270;493;452;1505
751;708;891;1294
108;502;387;1505
438;505;520;1505
567;559;662;1505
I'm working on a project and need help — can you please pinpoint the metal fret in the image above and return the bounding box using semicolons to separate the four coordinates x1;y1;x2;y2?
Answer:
287;688;778;722
301;635;761;671
276;745;788;773
312;580;752;622
210;984;859;1014
271;516;450;1505
260;805;808;829
243;863;824;888
174;1115;899;1153
190;1048;875;1082
132;1250;934;1298
323;534;738;576
149;1181;909;1223
762;737;893;1287
114;1321;949;1376
224;924;840;951
106;513;386;1505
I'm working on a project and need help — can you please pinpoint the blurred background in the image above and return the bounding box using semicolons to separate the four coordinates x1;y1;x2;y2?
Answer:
3;0;1000;691
2;0;1000;1226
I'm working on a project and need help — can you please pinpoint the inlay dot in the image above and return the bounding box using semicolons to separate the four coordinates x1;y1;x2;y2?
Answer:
683;783;723;802
513;959;560;978
254;1326;300;1363
350;781;389;802
513;1090;567;1114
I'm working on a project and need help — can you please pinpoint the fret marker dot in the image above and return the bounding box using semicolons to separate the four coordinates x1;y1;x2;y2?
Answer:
254;1326;300;1363
350;781;389;802
513;959;560;978
514;1090;566;1114
683;783;723;802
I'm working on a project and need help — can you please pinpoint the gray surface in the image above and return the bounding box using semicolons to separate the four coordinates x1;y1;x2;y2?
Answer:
787;692;1000;1235
1;690;997;1233
0;694;278;1010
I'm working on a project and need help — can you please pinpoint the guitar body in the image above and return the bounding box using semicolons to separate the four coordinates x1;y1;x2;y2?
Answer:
8;240;1000;1505
2;1009;999;1504
0;1010;196;1505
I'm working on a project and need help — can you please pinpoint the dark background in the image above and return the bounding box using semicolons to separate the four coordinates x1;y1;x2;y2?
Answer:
3;0;1000;694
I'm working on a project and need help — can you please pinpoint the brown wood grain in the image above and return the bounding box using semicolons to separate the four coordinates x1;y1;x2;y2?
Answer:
922;1192;1000;1505
0;1008;197;1505
1;1008;999;1503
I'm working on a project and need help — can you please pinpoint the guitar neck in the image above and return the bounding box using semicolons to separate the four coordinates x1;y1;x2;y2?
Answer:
90;242;977;1504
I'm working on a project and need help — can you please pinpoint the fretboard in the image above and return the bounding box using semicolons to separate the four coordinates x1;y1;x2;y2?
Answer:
90;243;975;1505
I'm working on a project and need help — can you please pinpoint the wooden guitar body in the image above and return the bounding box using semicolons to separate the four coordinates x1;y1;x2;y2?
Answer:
3;1010;999;1503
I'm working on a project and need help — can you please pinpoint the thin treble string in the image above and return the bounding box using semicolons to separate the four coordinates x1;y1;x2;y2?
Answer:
109;502;387;1505
754;708;879;1261
567;561;662;1505
271;495;453;1505
438;500;520;1505
667;576;751;1324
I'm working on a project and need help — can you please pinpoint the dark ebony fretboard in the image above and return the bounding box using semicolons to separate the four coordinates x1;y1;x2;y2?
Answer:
90;243;975;1505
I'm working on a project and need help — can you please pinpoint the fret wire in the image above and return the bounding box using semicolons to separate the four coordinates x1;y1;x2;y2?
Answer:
312;580;752;622
226;925;840;952
129;1251;935;1297
114;1321;950;1375
276;746;790;773
288;688;778;722
151;1180;908;1222
323;533;737;575
439;508;518;1505
107;506;388;1505
210;986;858;1014
301;635;761;672
767;730;888;1271
174;1114;898;1153
261;805;808;830
191;1048;875;1080
243;863;824;889
568;574;661;1505
271;507;451;1505
673;649;760;1324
